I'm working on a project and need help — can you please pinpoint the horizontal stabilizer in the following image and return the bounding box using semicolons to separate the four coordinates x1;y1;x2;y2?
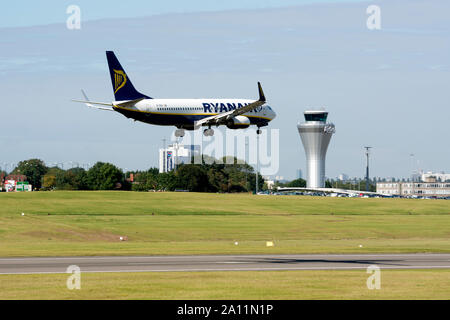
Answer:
72;89;114;111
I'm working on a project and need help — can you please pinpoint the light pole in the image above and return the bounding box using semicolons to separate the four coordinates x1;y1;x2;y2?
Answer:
410;153;415;195
255;132;260;194
409;153;415;181
174;139;180;173
162;138;167;173
245;141;249;191
364;146;372;192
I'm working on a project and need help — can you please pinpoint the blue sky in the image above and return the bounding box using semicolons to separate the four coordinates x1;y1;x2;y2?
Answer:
1;0;449;180
3;0;369;28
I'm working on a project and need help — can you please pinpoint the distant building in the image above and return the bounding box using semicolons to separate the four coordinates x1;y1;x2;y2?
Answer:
296;169;303;180
376;181;450;197
265;179;275;190
421;171;450;182
126;173;135;183
338;173;349;181
5;174;27;182
159;144;201;173
1;174;31;192
411;171;422;182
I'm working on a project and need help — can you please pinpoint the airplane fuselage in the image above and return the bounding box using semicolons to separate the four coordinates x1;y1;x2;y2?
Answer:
74;52;277;136
112;99;276;129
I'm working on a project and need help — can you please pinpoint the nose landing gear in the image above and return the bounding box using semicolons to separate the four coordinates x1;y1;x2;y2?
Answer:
203;128;214;136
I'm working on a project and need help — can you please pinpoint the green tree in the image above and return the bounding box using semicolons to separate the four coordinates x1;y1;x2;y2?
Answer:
55;167;87;190
248;172;265;193
42;174;56;190
285;178;307;188
223;165;247;192
207;168;228;192
175;164;209;192
41;166;64;190
85;162;124;190
132;169;159;191
156;171;177;191
12;159;48;190
67;167;87;190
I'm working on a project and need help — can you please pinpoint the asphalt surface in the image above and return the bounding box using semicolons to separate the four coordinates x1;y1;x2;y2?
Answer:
0;254;449;274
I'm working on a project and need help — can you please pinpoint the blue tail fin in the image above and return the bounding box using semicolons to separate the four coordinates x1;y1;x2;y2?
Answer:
106;51;151;100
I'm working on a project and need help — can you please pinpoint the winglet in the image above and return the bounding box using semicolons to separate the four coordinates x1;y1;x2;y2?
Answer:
258;82;266;102
81;89;89;101
80;89;94;108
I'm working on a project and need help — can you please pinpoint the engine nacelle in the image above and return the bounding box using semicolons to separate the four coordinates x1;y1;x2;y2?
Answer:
226;115;250;129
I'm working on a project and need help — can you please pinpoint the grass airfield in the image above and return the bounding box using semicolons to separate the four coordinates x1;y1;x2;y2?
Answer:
0;191;449;299
0;191;448;256
1;269;449;300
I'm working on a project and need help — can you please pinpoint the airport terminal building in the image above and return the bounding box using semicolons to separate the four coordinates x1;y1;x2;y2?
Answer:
376;181;450;197
377;172;450;197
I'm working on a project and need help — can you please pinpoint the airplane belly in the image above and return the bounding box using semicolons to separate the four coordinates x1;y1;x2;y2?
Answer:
139;112;207;126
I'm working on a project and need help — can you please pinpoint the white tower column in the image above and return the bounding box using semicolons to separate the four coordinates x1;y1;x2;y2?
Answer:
297;110;335;188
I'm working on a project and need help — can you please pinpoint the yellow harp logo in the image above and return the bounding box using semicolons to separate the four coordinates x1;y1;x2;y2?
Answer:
113;69;127;93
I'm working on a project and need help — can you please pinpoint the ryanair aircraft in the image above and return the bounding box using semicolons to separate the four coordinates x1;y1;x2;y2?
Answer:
73;51;276;137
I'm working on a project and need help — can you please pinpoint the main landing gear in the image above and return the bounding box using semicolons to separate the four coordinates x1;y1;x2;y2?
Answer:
202;127;260;136
175;129;185;137
203;128;214;136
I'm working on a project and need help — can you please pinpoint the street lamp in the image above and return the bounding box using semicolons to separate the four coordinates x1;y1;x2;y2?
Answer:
256;132;260;194
364;146;372;191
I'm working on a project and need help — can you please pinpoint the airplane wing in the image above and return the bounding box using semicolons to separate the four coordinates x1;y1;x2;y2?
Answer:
71;90;115;111
194;82;266;128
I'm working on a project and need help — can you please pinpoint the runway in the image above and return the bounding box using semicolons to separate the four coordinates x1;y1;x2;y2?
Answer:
0;254;449;275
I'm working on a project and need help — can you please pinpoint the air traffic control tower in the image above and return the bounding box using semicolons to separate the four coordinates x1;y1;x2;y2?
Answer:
297;110;335;188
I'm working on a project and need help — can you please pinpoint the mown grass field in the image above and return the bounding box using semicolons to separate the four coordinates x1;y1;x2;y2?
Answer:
0;269;448;300
0;191;449;300
0;191;449;256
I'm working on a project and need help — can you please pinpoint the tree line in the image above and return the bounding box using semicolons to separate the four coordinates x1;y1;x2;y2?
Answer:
2;157;264;193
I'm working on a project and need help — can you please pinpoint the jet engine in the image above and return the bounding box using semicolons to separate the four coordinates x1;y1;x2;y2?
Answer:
226;115;250;129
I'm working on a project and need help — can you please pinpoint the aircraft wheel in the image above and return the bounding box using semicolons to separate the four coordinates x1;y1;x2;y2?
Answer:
256;129;262;135
175;129;185;137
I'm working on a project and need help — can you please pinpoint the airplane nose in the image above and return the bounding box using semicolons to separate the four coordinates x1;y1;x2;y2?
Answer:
271;108;277;120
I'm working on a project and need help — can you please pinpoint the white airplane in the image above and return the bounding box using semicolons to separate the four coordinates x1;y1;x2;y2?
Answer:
73;51;276;137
